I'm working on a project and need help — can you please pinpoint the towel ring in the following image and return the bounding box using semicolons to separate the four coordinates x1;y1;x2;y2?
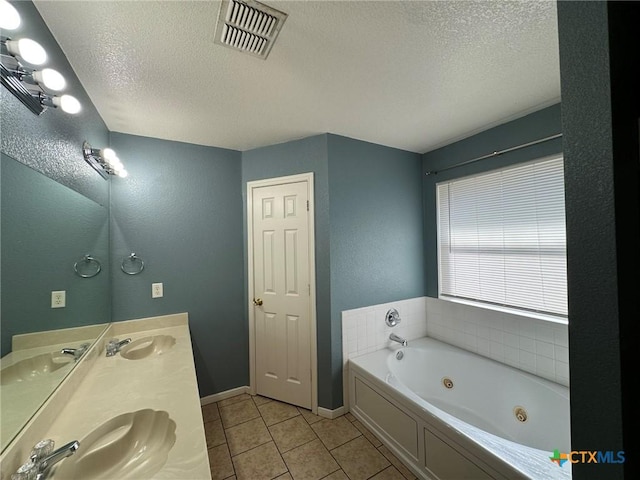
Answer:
74;254;101;278
121;253;144;275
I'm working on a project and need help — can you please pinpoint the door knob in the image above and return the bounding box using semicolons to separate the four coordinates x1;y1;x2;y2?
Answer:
253;298;263;306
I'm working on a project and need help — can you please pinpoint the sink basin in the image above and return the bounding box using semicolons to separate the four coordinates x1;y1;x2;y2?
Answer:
52;409;176;479
119;335;176;360
0;352;74;386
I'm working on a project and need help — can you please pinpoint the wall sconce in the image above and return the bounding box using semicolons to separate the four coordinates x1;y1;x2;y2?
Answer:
0;0;81;115
83;141;128;179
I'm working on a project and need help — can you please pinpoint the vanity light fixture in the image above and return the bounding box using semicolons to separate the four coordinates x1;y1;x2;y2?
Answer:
0;0;81;116
82;141;128;179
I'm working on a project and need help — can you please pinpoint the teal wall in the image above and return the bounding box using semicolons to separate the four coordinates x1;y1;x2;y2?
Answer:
422;104;563;297
557;2;638;477
109;132;245;397
327;135;424;407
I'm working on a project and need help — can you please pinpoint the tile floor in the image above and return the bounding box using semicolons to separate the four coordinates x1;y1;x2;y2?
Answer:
202;394;417;480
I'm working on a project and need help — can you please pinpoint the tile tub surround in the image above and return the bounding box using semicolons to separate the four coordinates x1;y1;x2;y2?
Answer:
341;297;428;361
341;297;428;409
340;296;568;412
0;313;211;480
203;393;416;480
425;297;570;386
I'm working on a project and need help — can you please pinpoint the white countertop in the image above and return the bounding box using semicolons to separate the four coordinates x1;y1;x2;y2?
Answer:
0;313;211;480
1;323;109;452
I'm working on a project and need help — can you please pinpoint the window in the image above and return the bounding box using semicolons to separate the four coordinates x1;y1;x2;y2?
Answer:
437;155;567;318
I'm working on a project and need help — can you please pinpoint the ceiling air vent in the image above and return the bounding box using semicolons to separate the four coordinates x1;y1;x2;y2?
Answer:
214;0;288;59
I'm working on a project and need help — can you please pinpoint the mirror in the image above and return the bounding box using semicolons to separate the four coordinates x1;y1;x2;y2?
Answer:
0;153;110;452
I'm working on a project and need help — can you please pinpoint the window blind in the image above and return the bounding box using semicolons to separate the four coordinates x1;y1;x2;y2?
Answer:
437;155;567;317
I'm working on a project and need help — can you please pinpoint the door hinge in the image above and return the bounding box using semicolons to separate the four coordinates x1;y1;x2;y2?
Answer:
308;284;310;295
306;200;309;211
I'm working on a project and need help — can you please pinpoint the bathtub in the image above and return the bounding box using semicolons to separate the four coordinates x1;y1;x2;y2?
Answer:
347;336;571;480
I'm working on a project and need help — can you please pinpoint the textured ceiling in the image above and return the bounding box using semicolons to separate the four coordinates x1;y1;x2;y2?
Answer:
33;0;560;154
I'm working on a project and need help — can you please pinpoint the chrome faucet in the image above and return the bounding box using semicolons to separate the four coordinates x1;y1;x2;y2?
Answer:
34;440;80;479
12;439;79;480
106;338;131;357
389;332;407;346
60;342;90;361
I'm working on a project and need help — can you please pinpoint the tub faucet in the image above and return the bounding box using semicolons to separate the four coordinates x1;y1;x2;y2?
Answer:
389;332;407;346
106;338;131;357
60;342;90;361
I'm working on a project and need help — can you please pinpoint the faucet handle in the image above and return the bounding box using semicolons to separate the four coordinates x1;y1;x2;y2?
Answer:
13;439;79;480
11;461;37;480
29;439;54;463
385;308;401;327
106;340;117;357
106;338;123;357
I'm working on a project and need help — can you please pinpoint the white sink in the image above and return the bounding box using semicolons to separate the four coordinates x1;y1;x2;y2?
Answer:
119;335;176;360
52;409;176;479
0;352;74;386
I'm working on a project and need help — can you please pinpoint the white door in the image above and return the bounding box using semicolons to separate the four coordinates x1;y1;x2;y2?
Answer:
250;178;313;409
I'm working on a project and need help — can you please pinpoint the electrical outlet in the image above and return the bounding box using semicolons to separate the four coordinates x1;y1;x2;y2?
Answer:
51;290;66;308
152;283;163;298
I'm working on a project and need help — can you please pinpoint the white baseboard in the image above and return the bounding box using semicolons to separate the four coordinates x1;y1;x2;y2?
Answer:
200;386;250;406
317;405;346;419
201;387;344;420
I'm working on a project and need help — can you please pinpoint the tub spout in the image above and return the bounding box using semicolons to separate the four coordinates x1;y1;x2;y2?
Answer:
389;333;407;346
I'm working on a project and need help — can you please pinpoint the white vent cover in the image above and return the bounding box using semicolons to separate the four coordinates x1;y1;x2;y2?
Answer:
214;0;288;59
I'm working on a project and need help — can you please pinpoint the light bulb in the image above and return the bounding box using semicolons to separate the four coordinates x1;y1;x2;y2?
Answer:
0;0;21;30
52;94;81;114
117;169;128;178
6;38;47;65
111;160;124;174
100;148;117;161
32;68;66;91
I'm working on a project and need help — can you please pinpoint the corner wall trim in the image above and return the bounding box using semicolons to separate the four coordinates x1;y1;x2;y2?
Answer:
200;386;251;406
317;405;346;419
